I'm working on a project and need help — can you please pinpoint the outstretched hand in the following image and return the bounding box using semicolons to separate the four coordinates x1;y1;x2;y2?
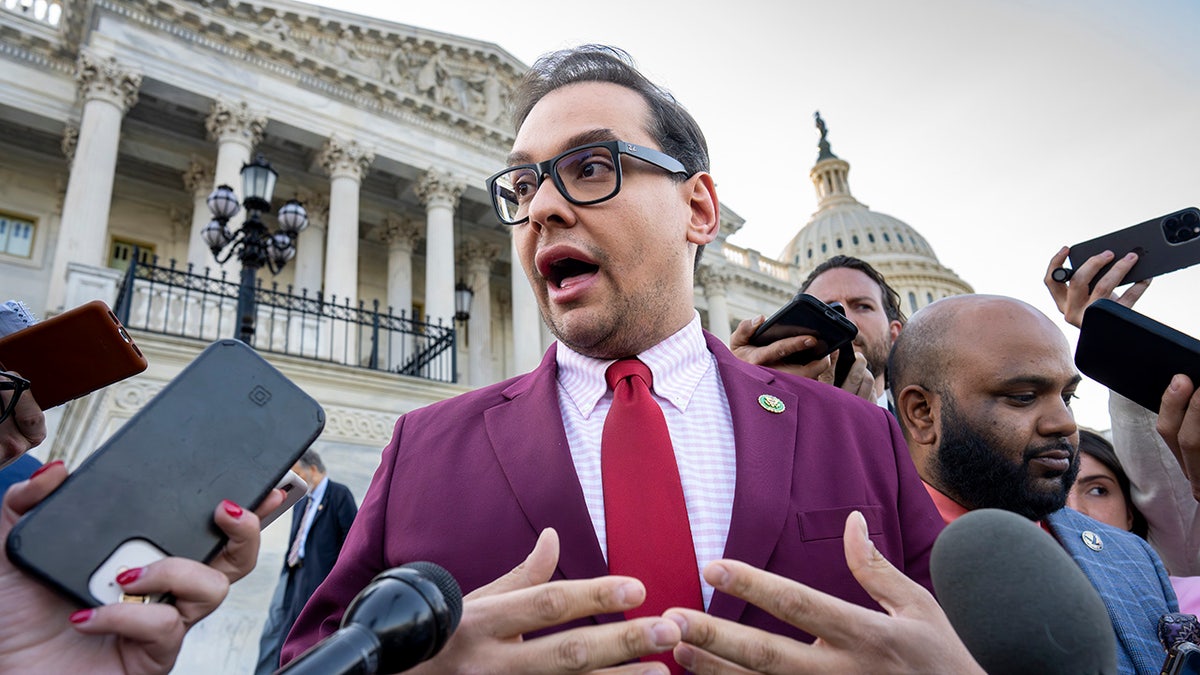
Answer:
408;528;682;674
666;512;981;674
1045;246;1150;328
1158;375;1200;503
730;318;875;402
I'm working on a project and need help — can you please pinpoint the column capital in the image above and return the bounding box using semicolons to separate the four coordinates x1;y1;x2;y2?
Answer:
61;123;79;165
459;238;500;273
182;157;215;198
695;264;732;295
414;167;465;210
205;97;266;147
75;51;142;113
295;188;330;230
381;214;422;251
319;135;374;182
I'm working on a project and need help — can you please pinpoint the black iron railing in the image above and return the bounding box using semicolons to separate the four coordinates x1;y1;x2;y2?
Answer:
114;255;457;383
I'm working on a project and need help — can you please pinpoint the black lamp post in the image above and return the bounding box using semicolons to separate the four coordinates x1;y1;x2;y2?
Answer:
202;154;308;343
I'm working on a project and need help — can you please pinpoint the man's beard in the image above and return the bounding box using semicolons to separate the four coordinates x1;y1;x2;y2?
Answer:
929;396;1080;521
855;333;890;381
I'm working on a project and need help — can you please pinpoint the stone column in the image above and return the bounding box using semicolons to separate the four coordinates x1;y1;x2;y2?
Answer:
414;168;465;327
47;51;141;310
509;231;542;373
697;265;733;343
381;214;421;370
319;136;373;308
291;189;329;296
182;158;215;272
460;239;499;386
204;98;266;278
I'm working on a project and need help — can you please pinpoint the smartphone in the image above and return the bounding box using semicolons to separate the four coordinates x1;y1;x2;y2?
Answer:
750;293;858;365
0;300;147;409
1074;299;1200;412
5;339;325;607
1055;207;1200;288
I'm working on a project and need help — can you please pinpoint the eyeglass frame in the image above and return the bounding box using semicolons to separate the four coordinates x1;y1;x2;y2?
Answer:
0;370;30;427
485;139;690;225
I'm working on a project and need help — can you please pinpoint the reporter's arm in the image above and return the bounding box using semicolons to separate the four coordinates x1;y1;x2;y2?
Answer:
1044;246;1149;328
730;317;874;401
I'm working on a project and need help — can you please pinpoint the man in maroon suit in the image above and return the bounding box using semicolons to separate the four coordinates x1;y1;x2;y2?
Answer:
283;45;956;673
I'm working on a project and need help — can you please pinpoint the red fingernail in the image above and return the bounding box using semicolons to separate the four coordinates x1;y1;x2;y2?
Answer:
116;567;143;585
30;460;64;479
69;609;94;624
222;500;244;518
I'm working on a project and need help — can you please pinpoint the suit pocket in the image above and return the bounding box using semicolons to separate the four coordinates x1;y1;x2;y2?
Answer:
796;505;884;541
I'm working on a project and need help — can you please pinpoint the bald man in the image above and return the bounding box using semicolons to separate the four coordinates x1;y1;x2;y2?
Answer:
889;295;1177;674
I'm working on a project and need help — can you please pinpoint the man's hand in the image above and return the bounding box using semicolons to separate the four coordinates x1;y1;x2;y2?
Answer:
1045;247;1150;328
731;318;875;402
1158;374;1200;503
408;528;682;674
665;512;982;674
0;373;45;465
0;460;272;674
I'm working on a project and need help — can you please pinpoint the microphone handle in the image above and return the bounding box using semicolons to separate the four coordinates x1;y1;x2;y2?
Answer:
275;624;379;675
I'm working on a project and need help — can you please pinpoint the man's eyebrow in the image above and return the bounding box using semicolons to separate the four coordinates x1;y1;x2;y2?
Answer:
506;128;620;166
995;373;1084;390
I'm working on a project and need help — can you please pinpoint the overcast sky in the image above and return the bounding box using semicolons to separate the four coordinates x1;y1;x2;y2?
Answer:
316;0;1200;429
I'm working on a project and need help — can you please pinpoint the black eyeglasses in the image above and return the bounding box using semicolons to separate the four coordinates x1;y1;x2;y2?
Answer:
0;371;30;427
486;140;688;225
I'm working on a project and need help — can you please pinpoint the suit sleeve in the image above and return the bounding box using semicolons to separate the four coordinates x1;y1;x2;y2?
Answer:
884;408;944;592
280;416;406;665
1109;391;1200;576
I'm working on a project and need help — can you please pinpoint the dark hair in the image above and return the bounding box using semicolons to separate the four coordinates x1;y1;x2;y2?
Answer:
297;448;325;474
1077;429;1148;539
800;255;907;325
512;45;711;268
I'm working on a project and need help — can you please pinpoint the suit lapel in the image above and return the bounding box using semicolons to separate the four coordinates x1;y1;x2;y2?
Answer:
483;345;612;613
703;332;798;622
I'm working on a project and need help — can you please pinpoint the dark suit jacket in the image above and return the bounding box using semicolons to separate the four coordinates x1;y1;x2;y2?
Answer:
282;332;944;662
1048;508;1178;675
280;479;358;632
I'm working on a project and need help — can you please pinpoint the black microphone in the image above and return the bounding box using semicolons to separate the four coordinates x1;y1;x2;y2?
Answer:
930;508;1117;674
277;561;464;675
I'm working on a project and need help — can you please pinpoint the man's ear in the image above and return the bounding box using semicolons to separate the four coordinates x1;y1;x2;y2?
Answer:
897;384;939;447
684;172;719;246
888;320;903;344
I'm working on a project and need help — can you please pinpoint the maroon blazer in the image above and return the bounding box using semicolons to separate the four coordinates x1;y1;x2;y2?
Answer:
282;332;944;663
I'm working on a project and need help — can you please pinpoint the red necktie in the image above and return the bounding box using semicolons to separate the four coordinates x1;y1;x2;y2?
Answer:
602;358;701;674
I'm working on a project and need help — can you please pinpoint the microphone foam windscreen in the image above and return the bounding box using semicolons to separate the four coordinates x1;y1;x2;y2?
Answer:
405;561;464;633
931;508;1117;675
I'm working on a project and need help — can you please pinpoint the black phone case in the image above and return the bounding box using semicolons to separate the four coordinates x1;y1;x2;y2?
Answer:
1075;299;1200;412
0;300;148;409
5;339;325;607
1067;206;1200;289
750;293;858;365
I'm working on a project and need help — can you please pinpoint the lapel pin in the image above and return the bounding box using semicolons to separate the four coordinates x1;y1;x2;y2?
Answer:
1081;530;1103;552
758;394;785;414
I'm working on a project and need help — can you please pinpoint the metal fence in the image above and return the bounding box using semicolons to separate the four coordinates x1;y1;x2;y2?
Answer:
113;255;458;383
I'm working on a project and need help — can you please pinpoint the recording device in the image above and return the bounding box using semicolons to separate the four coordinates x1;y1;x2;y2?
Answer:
1160;613;1200;675
5;339;325;607
1075;299;1200;413
0;300;147;409
749;293;858;367
1051;206;1200;287
930;508;1117;674
276;561;464;675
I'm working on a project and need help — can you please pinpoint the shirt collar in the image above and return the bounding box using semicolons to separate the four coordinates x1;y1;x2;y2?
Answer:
923;481;1051;532
557;312;711;418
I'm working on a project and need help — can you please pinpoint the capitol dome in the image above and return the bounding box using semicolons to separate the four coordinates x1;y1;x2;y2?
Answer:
780;114;973;315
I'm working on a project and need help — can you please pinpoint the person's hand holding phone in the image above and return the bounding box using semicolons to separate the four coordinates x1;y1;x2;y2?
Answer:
731;317;876;402
1045;246;1151;328
1158;375;1200;504
0;461;283;674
